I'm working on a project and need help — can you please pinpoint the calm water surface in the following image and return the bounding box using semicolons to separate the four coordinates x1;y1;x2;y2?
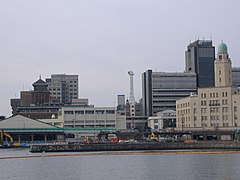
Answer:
0;148;240;180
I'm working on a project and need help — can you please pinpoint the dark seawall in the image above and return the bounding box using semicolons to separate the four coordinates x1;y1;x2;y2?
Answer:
30;141;240;153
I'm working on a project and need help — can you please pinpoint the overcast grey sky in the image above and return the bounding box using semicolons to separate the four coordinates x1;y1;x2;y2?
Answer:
0;0;239;117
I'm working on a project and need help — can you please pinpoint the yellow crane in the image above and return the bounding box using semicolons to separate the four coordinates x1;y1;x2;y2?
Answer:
0;131;13;143
150;132;158;142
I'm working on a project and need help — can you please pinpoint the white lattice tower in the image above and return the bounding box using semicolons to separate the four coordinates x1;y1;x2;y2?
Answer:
128;71;135;104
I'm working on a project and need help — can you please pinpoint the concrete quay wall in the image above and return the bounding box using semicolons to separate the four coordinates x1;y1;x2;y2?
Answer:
30;141;240;153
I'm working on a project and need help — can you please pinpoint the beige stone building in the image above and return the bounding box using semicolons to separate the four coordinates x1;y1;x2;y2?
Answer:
176;42;240;131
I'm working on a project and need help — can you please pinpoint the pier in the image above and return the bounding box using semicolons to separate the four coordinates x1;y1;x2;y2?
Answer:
30;141;240;153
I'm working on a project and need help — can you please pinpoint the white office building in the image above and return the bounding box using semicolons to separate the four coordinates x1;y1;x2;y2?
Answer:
58;106;126;130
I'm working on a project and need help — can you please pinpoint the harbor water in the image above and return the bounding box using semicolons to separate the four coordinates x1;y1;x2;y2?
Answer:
1;148;240;180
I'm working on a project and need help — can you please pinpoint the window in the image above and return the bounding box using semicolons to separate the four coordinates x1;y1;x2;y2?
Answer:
95;110;105;114
106;120;115;123
201;108;207;113
65;111;74;115
223;107;228;112
106;110;115;114
222;99;228;105
75;120;84;123
96;120;105;123
234;106;237;112
85;110;94;114
223;115;228;120
75;111;84;114
85;120;94;123
106;125;115;128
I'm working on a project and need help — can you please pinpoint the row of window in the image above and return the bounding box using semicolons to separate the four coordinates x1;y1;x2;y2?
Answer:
65;120;115;124
64;125;115;128
201;107;229;114
201;91;228;98
64;110;115;115
199;115;230;121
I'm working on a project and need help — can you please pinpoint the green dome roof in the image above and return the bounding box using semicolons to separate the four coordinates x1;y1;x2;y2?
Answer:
218;41;228;54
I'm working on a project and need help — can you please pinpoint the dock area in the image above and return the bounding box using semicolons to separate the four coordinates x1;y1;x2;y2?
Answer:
30;141;240;153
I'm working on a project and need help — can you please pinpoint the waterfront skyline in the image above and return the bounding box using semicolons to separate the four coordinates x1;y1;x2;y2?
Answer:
1;0;240;116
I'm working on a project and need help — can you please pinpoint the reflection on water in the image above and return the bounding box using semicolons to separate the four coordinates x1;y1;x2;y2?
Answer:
1;149;240;180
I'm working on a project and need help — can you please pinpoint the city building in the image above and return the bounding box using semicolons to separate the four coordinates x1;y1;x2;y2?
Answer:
16;106;61;120
31;78;50;106
58;106;126;130
10;77;53;116
46;74;79;104
126;116;148;132
148;110;176;131
10;77;64;120
232;67;240;87
142;70;197;117
21;78;50;106
117;95;125;111
185;40;215;88
125;100;142;117
10;99;21;115
176;42;240;131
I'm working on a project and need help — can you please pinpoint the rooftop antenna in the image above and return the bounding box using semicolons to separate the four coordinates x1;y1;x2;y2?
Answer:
128;71;135;104
39;74;41;79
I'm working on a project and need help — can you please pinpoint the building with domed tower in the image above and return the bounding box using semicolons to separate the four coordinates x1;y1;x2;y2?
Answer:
10;77;61;120
176;41;240;131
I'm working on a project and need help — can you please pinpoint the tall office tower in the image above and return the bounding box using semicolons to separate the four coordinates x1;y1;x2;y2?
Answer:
142;70;197;117
46;74;79;104
185;40;215;87
232;67;240;88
